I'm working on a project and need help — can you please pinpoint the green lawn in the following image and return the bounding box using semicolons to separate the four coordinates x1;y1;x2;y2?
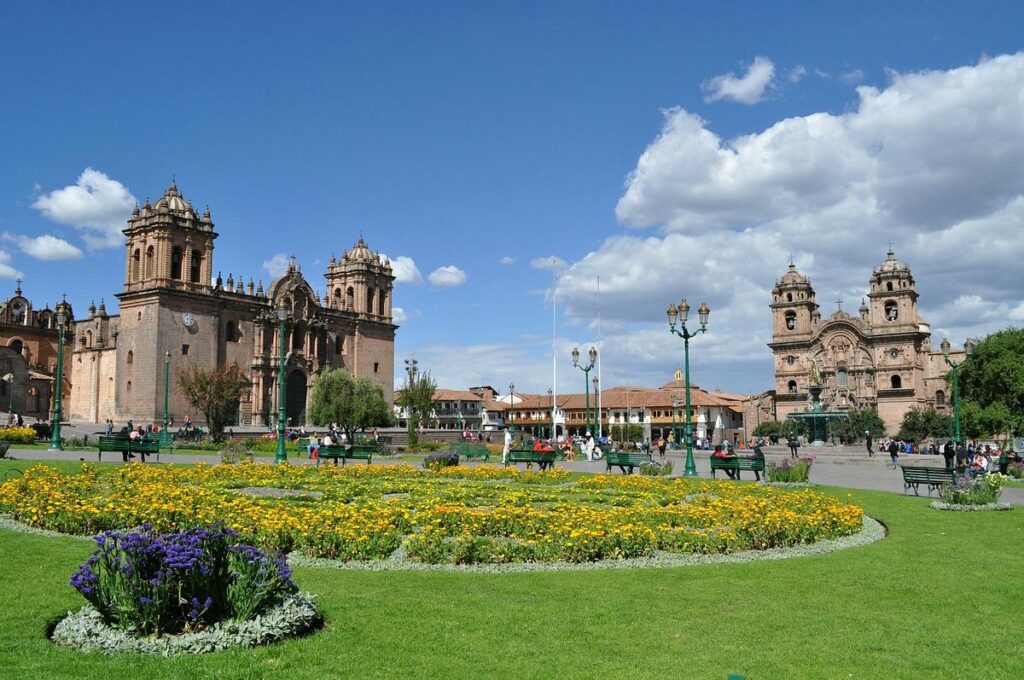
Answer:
1;461;1022;679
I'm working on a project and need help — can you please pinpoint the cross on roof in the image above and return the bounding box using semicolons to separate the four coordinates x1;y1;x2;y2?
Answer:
15;278;22;294
836;288;843;312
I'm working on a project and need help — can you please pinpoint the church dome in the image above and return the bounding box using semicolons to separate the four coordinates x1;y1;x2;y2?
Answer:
773;262;811;291
152;180;197;218
344;236;375;263
873;249;911;277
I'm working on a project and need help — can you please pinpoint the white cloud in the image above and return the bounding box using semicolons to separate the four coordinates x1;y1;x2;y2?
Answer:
702;56;776;104
530;256;568;272
387;256;423;284
393;307;408;324
839;68;865;85
499;256;515;265
814;68;831;79
262;253;290;278
428;265;467;288
788;65;807;83
16;234;83;261
0;251;23;279
33;168;136;250
551;52;1024;391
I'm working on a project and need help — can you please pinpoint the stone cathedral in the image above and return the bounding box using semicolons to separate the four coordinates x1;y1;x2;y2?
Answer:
768;250;965;434
67;181;396;426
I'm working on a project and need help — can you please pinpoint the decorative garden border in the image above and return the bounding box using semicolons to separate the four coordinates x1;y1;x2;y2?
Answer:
929;501;1012;512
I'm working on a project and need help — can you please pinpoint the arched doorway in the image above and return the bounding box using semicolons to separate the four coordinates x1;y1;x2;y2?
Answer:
285;370;307;426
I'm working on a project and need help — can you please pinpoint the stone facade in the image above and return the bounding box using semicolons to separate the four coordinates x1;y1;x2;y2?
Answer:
0;283;72;419
68;182;396;426
767;250;964;434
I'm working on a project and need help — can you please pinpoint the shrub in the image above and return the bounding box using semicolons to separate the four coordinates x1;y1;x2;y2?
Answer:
639;460;673;476
69;525;297;637
219;440;253;465
31;422;52;440
423;451;460;470
1008;462;1024;480
767;456;814;483
0;426;40;444
939;474;1006;506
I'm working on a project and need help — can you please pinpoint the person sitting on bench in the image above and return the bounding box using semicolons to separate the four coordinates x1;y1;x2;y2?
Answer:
712;444;736;479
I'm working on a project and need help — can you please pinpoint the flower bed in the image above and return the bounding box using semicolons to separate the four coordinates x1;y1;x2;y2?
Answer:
938;473;1007;506
766;456;814;483
1;463;863;565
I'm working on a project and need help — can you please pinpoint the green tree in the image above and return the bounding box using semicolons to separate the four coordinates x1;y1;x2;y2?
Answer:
176;363;250;443
610;424;644;443
308;368;394;441
897;407;952;442
395;366;436;449
957;328;1024;438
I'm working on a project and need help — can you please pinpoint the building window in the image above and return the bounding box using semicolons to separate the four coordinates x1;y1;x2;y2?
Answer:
171;247;183;280
837;369;847;387
366;287;375;314
373;362;379;373
935;390;946;406
335;336;343;355
788;380;797;394
346;287;354;310
131;249;141;281
378;292;386;316
126;350;134;365
190;250;202;283
126;380;132;392
890;375;902;389
226;321;237;342
784;311;796;330
785;355;796;366
145;246;154;278
10;339;23;356
884;300;898;321
181;344;190;356
886;281;893;292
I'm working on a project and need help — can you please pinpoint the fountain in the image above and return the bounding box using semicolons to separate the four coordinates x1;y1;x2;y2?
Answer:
786;367;849;446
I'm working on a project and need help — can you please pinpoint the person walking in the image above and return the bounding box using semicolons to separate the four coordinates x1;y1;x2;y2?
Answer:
787;435;799;459
865;430;874;457
942;440;955;470
888;439;899;470
584;432;596;462
502;428;512;465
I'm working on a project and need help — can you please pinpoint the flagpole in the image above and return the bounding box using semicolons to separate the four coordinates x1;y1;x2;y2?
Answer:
597;275;602;438
552;257;557;441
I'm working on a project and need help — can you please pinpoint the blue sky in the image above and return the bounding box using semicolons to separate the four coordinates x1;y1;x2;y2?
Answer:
2;1;1023;395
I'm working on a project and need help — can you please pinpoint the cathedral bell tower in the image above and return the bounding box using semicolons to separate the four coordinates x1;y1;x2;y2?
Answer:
123;181;218;294
324;237;394;321
770;263;818;340
867;249;919;329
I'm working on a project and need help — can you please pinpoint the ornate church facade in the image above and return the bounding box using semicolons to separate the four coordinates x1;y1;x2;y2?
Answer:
67;182;396;426
768;250;965;434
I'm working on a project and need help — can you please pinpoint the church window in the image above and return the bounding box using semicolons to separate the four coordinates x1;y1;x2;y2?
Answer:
292;324;304;352
379;292;386;316
131;249;141;281
890;375;902;389
226;321;237;342
785;355;796;366
366;288;375;314
10;339;22;356
884;301;898;321
126;380;132;392
334;288;342;304
346;287;354;310
171;247;183;280
784;311;796;330
190;250;202;283
935;390;946;406
837;368;848;387
10;302;24;324
85;330;93;348
126;350;134;365
181;344;189;356
335;336;343;355
886;281;893;291
145;246;154;278
373;362;379;373
786;293;792;302
787;380;797;394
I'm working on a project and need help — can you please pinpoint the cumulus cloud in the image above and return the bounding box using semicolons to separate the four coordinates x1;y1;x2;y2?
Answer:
530;256;568;272
788;65;807;83
15;234;83;261
262;253;290;277
702;56;775;104
33;168;136;249
555;52;1024;391
0;251;23;279
839;68;866;85
387;256;423;284
392;307;408;324
428;265;467;288
499;256;515;265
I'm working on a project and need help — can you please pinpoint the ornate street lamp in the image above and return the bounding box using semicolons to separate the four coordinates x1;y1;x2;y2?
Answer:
274;299;291;463
49;298;71;451
508;382;515;435
941;337;974;444
667;298;710;477
161;351;172;447
591;376;599;439
572;346;598;436
2;373;13;413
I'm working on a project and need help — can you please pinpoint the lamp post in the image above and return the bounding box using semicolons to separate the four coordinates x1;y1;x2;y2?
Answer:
571;346;597;436
2;373;13;413
161;352;171;446
941;337;974;444
591;376;599;440
274;299;291;463
547;388;553;439
672;395;682;449
667;298;710;477
49;299;71;451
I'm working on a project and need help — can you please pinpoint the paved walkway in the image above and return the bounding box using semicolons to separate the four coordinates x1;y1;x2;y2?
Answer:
6;446;1022;506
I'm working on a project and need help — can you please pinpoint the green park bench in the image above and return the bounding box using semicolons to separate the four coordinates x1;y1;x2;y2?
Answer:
316;444;374;468
96;435;161;463
454;441;490;461
505;449;556;471
605;450;650;474
709;456;765;481
900;465;954;495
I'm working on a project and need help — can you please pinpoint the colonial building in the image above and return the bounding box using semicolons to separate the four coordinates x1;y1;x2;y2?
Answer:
0;282;73;420
68;181;396;426
768;250;964;434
